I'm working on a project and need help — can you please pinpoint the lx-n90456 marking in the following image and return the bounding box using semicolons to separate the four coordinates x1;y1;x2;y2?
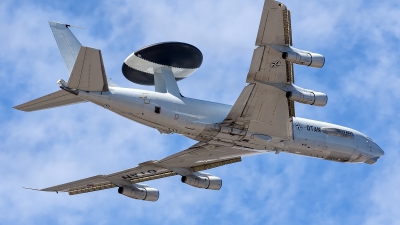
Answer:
15;0;383;202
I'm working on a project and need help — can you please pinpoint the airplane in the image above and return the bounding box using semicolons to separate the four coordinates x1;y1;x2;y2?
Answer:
15;0;384;202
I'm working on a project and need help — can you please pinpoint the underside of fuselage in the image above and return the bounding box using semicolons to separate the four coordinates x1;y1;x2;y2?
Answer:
76;87;383;165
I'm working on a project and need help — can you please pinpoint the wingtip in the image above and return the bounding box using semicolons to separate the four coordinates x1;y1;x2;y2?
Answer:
13;105;28;112
23;187;61;194
22;187;42;191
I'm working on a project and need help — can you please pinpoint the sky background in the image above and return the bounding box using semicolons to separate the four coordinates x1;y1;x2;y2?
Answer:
1;0;399;224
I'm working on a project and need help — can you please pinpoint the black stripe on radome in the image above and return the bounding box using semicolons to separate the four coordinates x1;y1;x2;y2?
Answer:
134;42;203;69
122;63;184;86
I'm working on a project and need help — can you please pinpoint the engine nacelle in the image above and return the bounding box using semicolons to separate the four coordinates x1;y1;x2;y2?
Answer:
181;174;222;190
118;184;159;202
282;49;325;68
286;90;328;106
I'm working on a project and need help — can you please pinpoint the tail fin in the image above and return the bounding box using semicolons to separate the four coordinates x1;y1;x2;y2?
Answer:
49;21;82;74
14;22;110;112
49;21;109;91
14;46;109;112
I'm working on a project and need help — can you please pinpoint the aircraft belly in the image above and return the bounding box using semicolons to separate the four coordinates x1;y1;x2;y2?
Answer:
286;140;330;159
80;89;235;139
78;90;361;163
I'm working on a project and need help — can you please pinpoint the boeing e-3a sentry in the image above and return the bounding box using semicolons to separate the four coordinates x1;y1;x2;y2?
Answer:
15;0;384;202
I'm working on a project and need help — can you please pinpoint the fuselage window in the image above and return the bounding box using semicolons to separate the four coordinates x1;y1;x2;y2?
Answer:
155;106;161;114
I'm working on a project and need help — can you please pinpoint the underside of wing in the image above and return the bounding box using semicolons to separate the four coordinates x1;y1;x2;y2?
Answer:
255;0;292;46
223;83;294;139
34;142;264;199
221;0;295;140
41;175;111;193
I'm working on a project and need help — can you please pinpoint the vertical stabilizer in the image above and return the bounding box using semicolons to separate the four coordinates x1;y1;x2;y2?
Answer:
49;21;82;74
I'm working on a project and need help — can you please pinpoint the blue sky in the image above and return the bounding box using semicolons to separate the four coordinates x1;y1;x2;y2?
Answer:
1;0;400;224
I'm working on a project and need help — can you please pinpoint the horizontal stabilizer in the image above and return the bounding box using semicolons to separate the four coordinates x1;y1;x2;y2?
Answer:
67;46;109;92
49;21;82;74
14;90;86;112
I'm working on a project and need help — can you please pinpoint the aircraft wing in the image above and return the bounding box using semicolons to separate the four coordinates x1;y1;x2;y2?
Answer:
38;142;264;195
221;0;295;140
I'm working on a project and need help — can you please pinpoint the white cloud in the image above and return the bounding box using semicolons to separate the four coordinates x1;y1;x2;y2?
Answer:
1;0;400;224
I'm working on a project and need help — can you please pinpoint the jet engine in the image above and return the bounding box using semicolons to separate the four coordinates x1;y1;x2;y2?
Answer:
118;184;159;202
282;49;325;68
181;174;222;190
286;89;328;106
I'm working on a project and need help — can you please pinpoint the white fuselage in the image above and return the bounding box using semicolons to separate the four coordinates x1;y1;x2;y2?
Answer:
78;87;384;164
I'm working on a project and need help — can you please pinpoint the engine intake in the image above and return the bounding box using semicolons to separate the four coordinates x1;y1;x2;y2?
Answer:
282;49;325;68
118;184;159;202
286;90;328;106
181;174;222;190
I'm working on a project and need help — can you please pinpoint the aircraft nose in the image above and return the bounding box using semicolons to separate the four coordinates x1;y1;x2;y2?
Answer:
377;146;385;157
373;143;384;157
364;144;384;165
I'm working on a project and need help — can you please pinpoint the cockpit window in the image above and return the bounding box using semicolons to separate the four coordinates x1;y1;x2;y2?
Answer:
321;127;354;139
